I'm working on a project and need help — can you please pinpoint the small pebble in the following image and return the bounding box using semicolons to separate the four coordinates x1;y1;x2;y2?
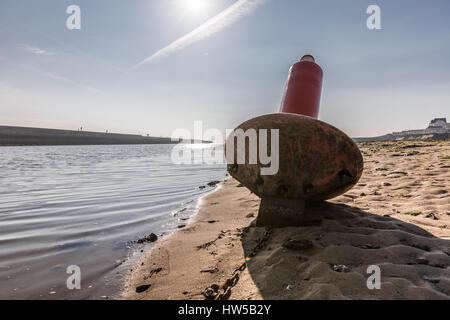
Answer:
136;284;151;293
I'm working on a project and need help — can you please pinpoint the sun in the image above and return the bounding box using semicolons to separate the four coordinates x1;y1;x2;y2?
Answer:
184;0;209;14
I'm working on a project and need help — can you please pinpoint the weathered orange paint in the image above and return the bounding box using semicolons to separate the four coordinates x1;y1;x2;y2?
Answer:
226;113;363;202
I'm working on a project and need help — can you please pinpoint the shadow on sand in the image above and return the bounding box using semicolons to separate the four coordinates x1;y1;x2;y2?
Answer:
241;202;450;299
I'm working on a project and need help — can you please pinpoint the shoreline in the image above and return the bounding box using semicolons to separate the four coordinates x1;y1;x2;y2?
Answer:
119;177;261;299
121;140;450;300
102;178;228;300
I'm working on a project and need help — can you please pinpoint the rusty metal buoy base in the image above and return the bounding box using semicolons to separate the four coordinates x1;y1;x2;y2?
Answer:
257;197;306;227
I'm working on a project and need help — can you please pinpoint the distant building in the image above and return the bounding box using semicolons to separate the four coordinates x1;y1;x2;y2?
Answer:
356;118;449;141
391;118;449;136
428;118;447;128
427;118;449;133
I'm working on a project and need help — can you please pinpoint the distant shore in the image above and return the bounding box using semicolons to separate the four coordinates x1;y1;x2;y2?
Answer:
0;125;183;146
121;140;450;300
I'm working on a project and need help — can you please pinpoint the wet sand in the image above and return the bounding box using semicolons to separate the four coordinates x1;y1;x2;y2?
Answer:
121;140;450;300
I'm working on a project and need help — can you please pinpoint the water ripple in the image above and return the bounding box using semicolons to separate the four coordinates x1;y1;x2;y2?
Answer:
0;144;226;298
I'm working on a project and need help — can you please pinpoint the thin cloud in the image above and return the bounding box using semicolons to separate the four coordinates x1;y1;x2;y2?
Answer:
22;44;57;56
133;0;268;69
43;72;105;95
22;64;106;95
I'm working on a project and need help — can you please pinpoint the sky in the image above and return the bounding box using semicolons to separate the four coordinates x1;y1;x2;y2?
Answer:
0;0;449;138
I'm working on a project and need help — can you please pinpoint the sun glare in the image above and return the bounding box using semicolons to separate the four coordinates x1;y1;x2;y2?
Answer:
184;0;209;15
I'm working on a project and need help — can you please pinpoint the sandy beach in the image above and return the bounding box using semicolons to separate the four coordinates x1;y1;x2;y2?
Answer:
121;140;450;300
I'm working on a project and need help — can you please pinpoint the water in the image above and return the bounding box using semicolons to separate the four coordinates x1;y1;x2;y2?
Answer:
0;144;226;299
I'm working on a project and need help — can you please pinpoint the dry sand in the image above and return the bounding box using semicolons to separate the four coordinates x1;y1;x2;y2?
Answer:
121;140;450;300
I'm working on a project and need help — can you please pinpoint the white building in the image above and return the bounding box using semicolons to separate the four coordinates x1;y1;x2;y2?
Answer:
392;118;449;137
426;118;449;134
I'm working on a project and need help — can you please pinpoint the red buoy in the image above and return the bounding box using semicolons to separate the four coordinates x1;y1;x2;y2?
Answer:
226;54;363;227
279;55;323;118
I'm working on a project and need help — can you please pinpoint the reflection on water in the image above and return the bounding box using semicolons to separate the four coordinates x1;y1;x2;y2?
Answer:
0;144;225;299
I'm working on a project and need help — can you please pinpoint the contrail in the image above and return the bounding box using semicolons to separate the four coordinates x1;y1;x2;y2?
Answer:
22;64;107;96
133;0;268;69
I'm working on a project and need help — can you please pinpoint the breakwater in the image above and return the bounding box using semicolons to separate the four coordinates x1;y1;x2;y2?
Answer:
0;125;178;146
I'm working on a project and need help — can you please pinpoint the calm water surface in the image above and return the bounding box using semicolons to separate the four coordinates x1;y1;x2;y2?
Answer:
0;144;226;299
